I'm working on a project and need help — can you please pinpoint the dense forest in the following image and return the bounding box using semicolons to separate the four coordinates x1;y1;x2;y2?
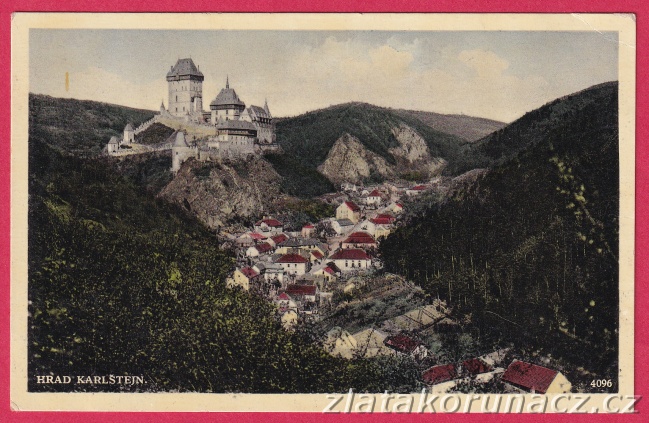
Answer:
381;82;619;378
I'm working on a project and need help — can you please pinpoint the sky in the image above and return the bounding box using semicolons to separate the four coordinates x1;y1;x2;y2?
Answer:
29;29;619;122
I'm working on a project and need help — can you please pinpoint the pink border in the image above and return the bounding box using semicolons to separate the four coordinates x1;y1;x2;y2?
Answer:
1;1;645;421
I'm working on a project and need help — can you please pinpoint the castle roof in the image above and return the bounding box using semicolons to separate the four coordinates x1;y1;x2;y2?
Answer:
108;136;119;145
124;123;134;131
166;58;204;81
248;105;271;120
173;131;188;147
210;78;245;109
216;119;257;132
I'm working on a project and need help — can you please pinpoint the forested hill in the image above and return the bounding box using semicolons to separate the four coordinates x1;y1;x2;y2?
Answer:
448;82;618;175
380;82;619;377
275;102;471;169
29;94;156;156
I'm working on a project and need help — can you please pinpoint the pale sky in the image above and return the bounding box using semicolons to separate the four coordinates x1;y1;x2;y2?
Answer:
29;29;618;122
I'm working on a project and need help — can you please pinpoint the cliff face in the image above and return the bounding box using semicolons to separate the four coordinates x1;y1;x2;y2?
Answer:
318;126;447;185
159;155;282;230
317;133;394;185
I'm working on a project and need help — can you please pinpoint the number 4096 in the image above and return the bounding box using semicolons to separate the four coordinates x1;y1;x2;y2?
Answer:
591;379;613;388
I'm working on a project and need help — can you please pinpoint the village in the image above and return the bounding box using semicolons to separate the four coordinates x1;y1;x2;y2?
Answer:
224;180;574;395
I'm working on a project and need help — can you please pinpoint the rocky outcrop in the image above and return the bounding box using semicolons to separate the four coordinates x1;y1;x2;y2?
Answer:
159;155;282;230
318;133;394;185
389;124;430;163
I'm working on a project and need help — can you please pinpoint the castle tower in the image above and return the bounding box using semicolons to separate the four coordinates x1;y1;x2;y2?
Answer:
209;77;246;124
166;58;204;118
123;123;135;144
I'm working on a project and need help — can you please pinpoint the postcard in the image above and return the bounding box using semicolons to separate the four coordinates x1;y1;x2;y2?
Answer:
10;12;636;413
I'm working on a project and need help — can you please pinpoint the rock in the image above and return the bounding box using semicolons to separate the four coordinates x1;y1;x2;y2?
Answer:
317;133;393;185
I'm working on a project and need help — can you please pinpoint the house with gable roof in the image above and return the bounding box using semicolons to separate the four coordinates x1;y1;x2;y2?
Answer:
336;201;361;223
501;360;571;394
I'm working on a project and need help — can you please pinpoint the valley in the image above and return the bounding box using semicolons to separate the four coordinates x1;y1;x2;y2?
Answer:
27;81;620;394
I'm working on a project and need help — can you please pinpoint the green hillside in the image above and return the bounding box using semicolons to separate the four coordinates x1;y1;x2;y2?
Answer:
29;94;155;156
449;82;619;174
380;82;619;381
275;102;469;169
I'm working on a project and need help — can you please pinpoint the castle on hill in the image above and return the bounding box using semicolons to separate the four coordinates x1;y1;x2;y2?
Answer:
107;58;277;171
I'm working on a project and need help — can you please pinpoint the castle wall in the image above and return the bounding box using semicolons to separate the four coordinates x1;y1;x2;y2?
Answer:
157;116;217;138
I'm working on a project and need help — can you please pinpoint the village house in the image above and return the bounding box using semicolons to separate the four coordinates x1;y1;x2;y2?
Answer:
385;202;404;214
285;284;318;303
330;249;372;272
342;231;377;250
253;262;285;286
384;333;428;360
374;225;392;240
358;219;377;236
331;218;355;235
275;237;322;255
365;189;383;207
423;364;457;386
301;224;315;238
276;253;310;276
246;241;274;257
311;264;338;284
310;249;325;263
226;266;261;291
501;360;572;394
254;218;284;235
336;201;362;223
269;233;288;248
371;213;396;225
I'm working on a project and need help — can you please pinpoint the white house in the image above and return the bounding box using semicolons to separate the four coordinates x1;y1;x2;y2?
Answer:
365;189;382;206
276;253;310;276
331;218;355;235
329;249;371;272
254;218;284;235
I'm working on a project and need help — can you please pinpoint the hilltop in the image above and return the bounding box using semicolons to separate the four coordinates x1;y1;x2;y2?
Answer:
392;109;505;142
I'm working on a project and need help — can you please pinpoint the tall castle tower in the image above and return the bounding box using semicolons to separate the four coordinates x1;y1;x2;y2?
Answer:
166;58;204;118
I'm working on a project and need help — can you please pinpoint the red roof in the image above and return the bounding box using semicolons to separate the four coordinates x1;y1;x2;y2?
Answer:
343;201;361;212
277;254;308;264
249;232;266;240
423;364;457;385
324;267;335;275
239;267;259;278
395;203;403;208
311;250;324;259
302;224;315;229
286;284;317;296
271;234;288;245
256;218;283;227
369;189;381;197
462;358;492;375
411;185;427;191
501;361;559;394
277;292;292;301
371;217;394;225
254;242;273;254
330;249;370;260
343;232;376;245
384;334;423;354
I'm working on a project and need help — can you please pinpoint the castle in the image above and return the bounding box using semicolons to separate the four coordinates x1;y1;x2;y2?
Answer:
107;58;277;172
